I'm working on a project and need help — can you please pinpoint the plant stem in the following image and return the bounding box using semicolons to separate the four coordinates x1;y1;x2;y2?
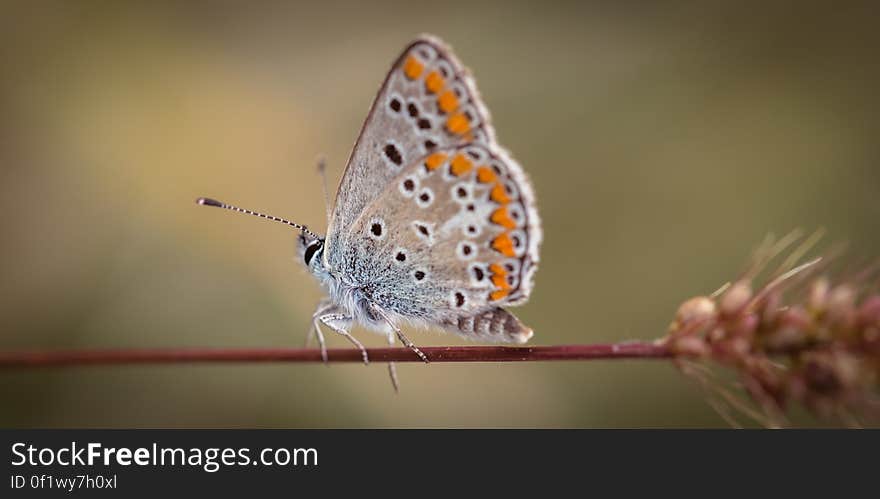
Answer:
0;342;670;368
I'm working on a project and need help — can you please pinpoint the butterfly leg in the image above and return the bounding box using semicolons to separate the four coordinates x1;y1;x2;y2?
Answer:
309;301;338;363
304;319;317;348
309;317;329;364
370;304;429;363
386;332;400;393
394;328;428;363
318;313;369;365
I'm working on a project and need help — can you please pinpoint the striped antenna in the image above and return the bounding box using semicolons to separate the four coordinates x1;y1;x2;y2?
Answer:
196;197;320;240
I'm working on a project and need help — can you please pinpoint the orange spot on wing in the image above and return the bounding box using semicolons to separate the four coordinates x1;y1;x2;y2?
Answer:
491;273;510;290
404;55;424;80
425;71;445;94
490;182;511;204
491;207;517;229
489;263;511;299
489;263;506;276
477;166;497;184
424;152;447;171
438;90;459;113
446;112;470;135
450;154;473;176
492;232;516;257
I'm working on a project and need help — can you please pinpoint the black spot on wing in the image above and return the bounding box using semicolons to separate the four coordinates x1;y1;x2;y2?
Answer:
454;292;465;307
384;143;403;166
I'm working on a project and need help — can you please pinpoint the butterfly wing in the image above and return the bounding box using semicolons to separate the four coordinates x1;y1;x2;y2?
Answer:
326;35;495;255
339;143;541;342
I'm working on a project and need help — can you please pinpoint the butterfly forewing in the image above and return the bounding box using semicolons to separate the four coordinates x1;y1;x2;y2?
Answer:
326;35;495;255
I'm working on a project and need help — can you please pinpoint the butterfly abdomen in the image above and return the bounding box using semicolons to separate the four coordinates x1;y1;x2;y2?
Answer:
441;307;533;344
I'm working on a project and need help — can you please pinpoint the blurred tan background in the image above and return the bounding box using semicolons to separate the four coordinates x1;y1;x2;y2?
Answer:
1;0;878;427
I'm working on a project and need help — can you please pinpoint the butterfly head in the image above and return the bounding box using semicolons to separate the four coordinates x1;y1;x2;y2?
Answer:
298;231;327;274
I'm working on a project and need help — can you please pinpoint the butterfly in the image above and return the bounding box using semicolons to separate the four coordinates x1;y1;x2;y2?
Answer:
198;35;542;389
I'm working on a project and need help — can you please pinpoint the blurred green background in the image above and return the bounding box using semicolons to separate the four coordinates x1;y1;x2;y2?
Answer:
1;0;878;427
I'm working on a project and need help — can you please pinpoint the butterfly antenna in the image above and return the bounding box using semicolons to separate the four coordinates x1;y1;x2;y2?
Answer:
196;197;320;240
316;155;332;224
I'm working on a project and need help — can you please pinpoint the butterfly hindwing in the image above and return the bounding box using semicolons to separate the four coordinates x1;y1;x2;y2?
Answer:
338;143;541;342
326;35;495;257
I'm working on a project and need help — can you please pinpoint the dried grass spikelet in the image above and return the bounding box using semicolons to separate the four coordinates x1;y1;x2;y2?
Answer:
663;230;880;427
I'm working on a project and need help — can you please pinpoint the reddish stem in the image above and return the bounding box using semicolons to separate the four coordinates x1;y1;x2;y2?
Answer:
0;342;670;368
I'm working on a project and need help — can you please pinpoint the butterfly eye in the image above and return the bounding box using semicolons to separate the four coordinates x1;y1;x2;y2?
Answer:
303;240;322;266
